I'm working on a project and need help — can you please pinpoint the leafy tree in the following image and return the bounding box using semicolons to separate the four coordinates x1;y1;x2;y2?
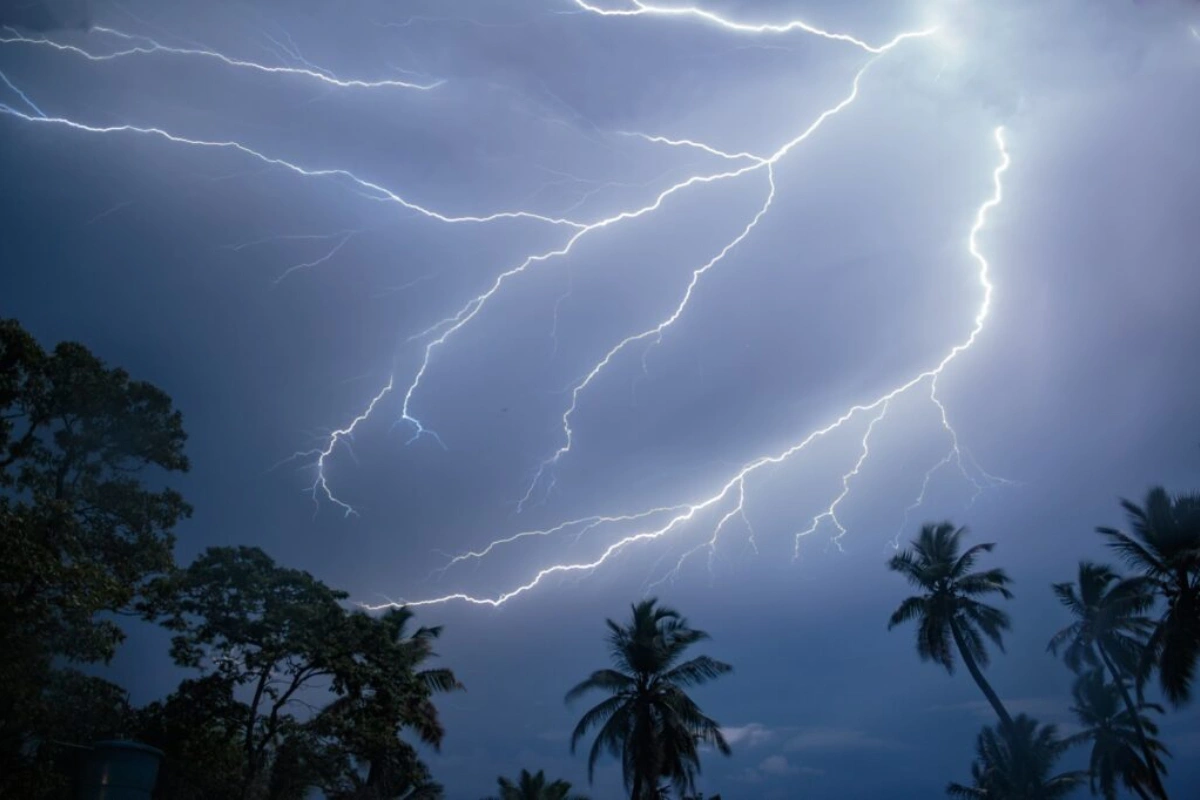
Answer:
487;768;588;800
0;318;190;792
887;522;1015;729
136;675;249;800
145;546;351;797
318;738;444;800
1066;670;1167;800
1048;562;1167;798
313;608;462;799
946;714;1085;800
566;598;731;800
1098;488;1200;707
146;555;459;800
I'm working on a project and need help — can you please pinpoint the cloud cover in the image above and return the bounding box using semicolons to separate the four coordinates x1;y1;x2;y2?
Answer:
1;0;1199;796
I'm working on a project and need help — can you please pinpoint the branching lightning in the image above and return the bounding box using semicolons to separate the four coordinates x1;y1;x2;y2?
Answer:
0;25;443;90
0;107;589;229
0;1;1021;608
0;66;44;116
520;54;892;509
793;401;891;557
381;126;1011;609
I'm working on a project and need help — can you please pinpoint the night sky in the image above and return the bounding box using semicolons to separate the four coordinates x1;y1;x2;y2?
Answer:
3;1;1200;797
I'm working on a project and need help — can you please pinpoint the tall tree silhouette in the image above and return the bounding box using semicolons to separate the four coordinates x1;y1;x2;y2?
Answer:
887;522;1015;729
1;318;190;794
1048;562;1167;799
1098;488;1200;707
1066;670;1167;800
566;599;731;800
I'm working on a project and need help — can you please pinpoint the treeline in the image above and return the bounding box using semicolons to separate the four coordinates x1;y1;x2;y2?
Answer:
3;317;1196;800
0;319;463;798
0;318;734;800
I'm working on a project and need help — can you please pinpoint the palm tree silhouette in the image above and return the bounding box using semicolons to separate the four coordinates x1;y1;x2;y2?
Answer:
487;768;588;800
1098;487;1200;707
566;598;731;800
1048;562;1166;798
1066;670;1168;800
887;522;1015;728
946;714;1085;799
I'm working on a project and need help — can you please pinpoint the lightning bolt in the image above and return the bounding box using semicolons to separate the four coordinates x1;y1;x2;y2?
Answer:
0;2;1015;607
0;103;590;514
569;0;935;53
793;401;891;557
0;107;586;229
518;165;777;510
0;66;44;116
0;25;443;90
293;9;940;513
519;52;893;509
269;230;360;286
370;127;1011;609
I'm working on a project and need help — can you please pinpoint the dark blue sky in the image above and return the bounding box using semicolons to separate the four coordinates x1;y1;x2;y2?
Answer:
3;1;1200;797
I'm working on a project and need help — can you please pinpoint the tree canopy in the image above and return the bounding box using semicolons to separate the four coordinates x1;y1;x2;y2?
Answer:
0;318;190;794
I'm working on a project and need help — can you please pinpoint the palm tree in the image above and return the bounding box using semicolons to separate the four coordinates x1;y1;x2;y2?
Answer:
487;768;588;800
946;714;1085;799
887;522;1015;729
1067;670;1168;800
1048;562;1166;799
1098;487;1200;707
566;598;732;800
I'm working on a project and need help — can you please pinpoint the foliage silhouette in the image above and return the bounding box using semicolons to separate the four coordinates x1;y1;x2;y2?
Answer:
887;522;1015;729
145;546;351;796
1048;561;1167;798
1066;669;1168;800
0;318;190;794
566;598;731;800
945;714;1085;799
136;675;249;799
142;553;457;799
312;607;462;799
486;768;588;800
1098;488;1200;708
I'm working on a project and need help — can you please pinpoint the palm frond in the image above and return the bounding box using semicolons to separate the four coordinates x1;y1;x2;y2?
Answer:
887;596;926;629
956;569;1014;600
565;669;635;704
569;694;627;753
945;781;988;798
418;667;463;694
662;655;733;688
952;542;997;580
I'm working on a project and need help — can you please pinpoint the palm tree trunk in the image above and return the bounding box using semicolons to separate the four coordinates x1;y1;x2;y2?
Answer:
630;773;644;800
1097;644;1168;800
949;618;1014;730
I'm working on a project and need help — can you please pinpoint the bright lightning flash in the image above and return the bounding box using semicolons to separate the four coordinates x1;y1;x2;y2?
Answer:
380;125;1010;610
0;2;1013;608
